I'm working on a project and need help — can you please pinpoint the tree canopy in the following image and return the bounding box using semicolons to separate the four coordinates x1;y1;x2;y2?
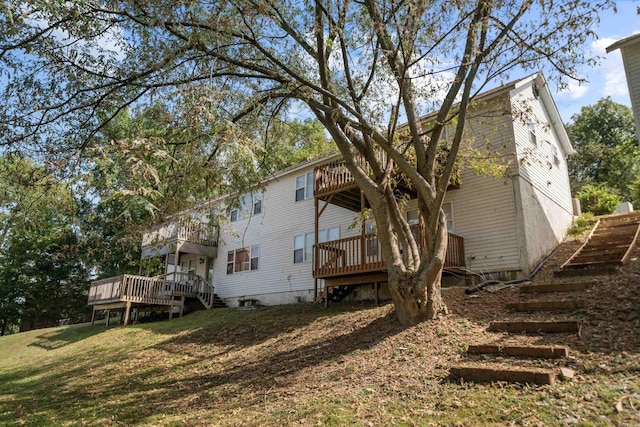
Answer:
1;0;613;325
0;154;86;334
567;97;640;208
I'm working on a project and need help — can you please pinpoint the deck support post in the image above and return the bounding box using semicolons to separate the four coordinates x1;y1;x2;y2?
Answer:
91;309;96;326
179;297;185;317
106;309;111;327
314;195;319;301
123;301;132;326
374;281;379;306
360;190;366;267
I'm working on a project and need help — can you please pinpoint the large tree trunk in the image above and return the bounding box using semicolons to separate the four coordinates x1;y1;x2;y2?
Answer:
384;209;449;326
388;264;446;326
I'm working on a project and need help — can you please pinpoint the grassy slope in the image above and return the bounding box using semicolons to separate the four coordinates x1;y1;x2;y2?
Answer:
1;245;639;426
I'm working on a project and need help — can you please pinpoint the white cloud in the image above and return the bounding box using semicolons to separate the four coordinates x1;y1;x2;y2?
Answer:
592;37;629;98
564;78;589;100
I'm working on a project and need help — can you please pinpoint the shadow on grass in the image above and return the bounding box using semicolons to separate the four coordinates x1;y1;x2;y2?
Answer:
0;300;403;425
27;322;109;350
136;300;384;353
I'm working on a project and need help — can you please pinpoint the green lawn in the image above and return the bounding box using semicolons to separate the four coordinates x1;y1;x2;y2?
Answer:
1;293;639;426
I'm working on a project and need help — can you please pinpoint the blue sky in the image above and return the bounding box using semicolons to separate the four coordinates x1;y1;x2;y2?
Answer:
552;1;640;123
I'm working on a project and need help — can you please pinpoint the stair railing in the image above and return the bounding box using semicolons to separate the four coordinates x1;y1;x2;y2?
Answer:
560;218;601;269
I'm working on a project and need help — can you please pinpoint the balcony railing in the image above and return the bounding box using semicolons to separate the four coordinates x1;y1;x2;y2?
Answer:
88;272;215;309
313;229;465;278
315;153;390;197
141;220;218;248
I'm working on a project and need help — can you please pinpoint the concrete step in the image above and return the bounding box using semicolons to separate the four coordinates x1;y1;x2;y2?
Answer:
450;365;557;385
467;344;569;359
488;320;580;333
506;300;587;312
519;281;594;293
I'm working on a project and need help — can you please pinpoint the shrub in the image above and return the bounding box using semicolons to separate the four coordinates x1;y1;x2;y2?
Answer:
567;213;596;237
576;184;621;216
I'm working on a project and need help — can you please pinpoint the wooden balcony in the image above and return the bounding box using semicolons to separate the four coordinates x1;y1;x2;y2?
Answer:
314;158;459;212
313;230;465;279
88;272;215;309
141;220;218;259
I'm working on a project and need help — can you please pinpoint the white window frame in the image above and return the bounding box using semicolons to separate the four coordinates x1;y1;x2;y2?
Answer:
253;192;263;215
551;144;560;166
443;202;454;233
406;210;420;226
226;244;260;274
294;227;339;264
295;172;314;201
528;119;537;146
230;191;263;221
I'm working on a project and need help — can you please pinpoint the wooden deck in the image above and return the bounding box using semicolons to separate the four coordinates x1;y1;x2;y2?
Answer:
313;230;465;279
88;272;215;325
312;158;466;303
141;219;218;259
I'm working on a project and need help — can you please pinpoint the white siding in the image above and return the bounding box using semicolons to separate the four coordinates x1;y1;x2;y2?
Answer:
442;97;522;273
176;76;577;304
509;77;574;270
620;42;640;144
444;172;521;273
212;164;359;304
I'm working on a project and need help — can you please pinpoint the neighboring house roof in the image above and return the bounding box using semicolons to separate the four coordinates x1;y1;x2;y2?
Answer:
606;33;640;145
605;32;640;53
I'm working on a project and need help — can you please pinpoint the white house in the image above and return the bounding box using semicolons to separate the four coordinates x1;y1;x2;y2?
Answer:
88;72;576;320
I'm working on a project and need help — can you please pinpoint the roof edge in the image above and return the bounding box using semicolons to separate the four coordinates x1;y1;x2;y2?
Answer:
606;33;640;53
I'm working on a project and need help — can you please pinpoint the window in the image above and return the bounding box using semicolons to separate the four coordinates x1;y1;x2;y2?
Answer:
406;210;420;225
253;199;262;215
443;202;454;233
528;119;537;146
293;234;305;263
294;227;339;263
406;210;421;243
230;191;263;221
551;144;560;166
227;245;260;274
295;172;314;201
294;233;314;263
366;221;378;257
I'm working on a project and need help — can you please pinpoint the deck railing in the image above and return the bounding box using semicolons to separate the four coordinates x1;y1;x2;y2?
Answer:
88;276;125;304
315;153;391;196
313;230;465;278
88;272;215;308
141;220;218;248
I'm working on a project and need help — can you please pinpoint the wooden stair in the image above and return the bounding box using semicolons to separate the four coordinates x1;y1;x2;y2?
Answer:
451;278;589;384
317;285;355;304
555;211;640;277
451;219;639;385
